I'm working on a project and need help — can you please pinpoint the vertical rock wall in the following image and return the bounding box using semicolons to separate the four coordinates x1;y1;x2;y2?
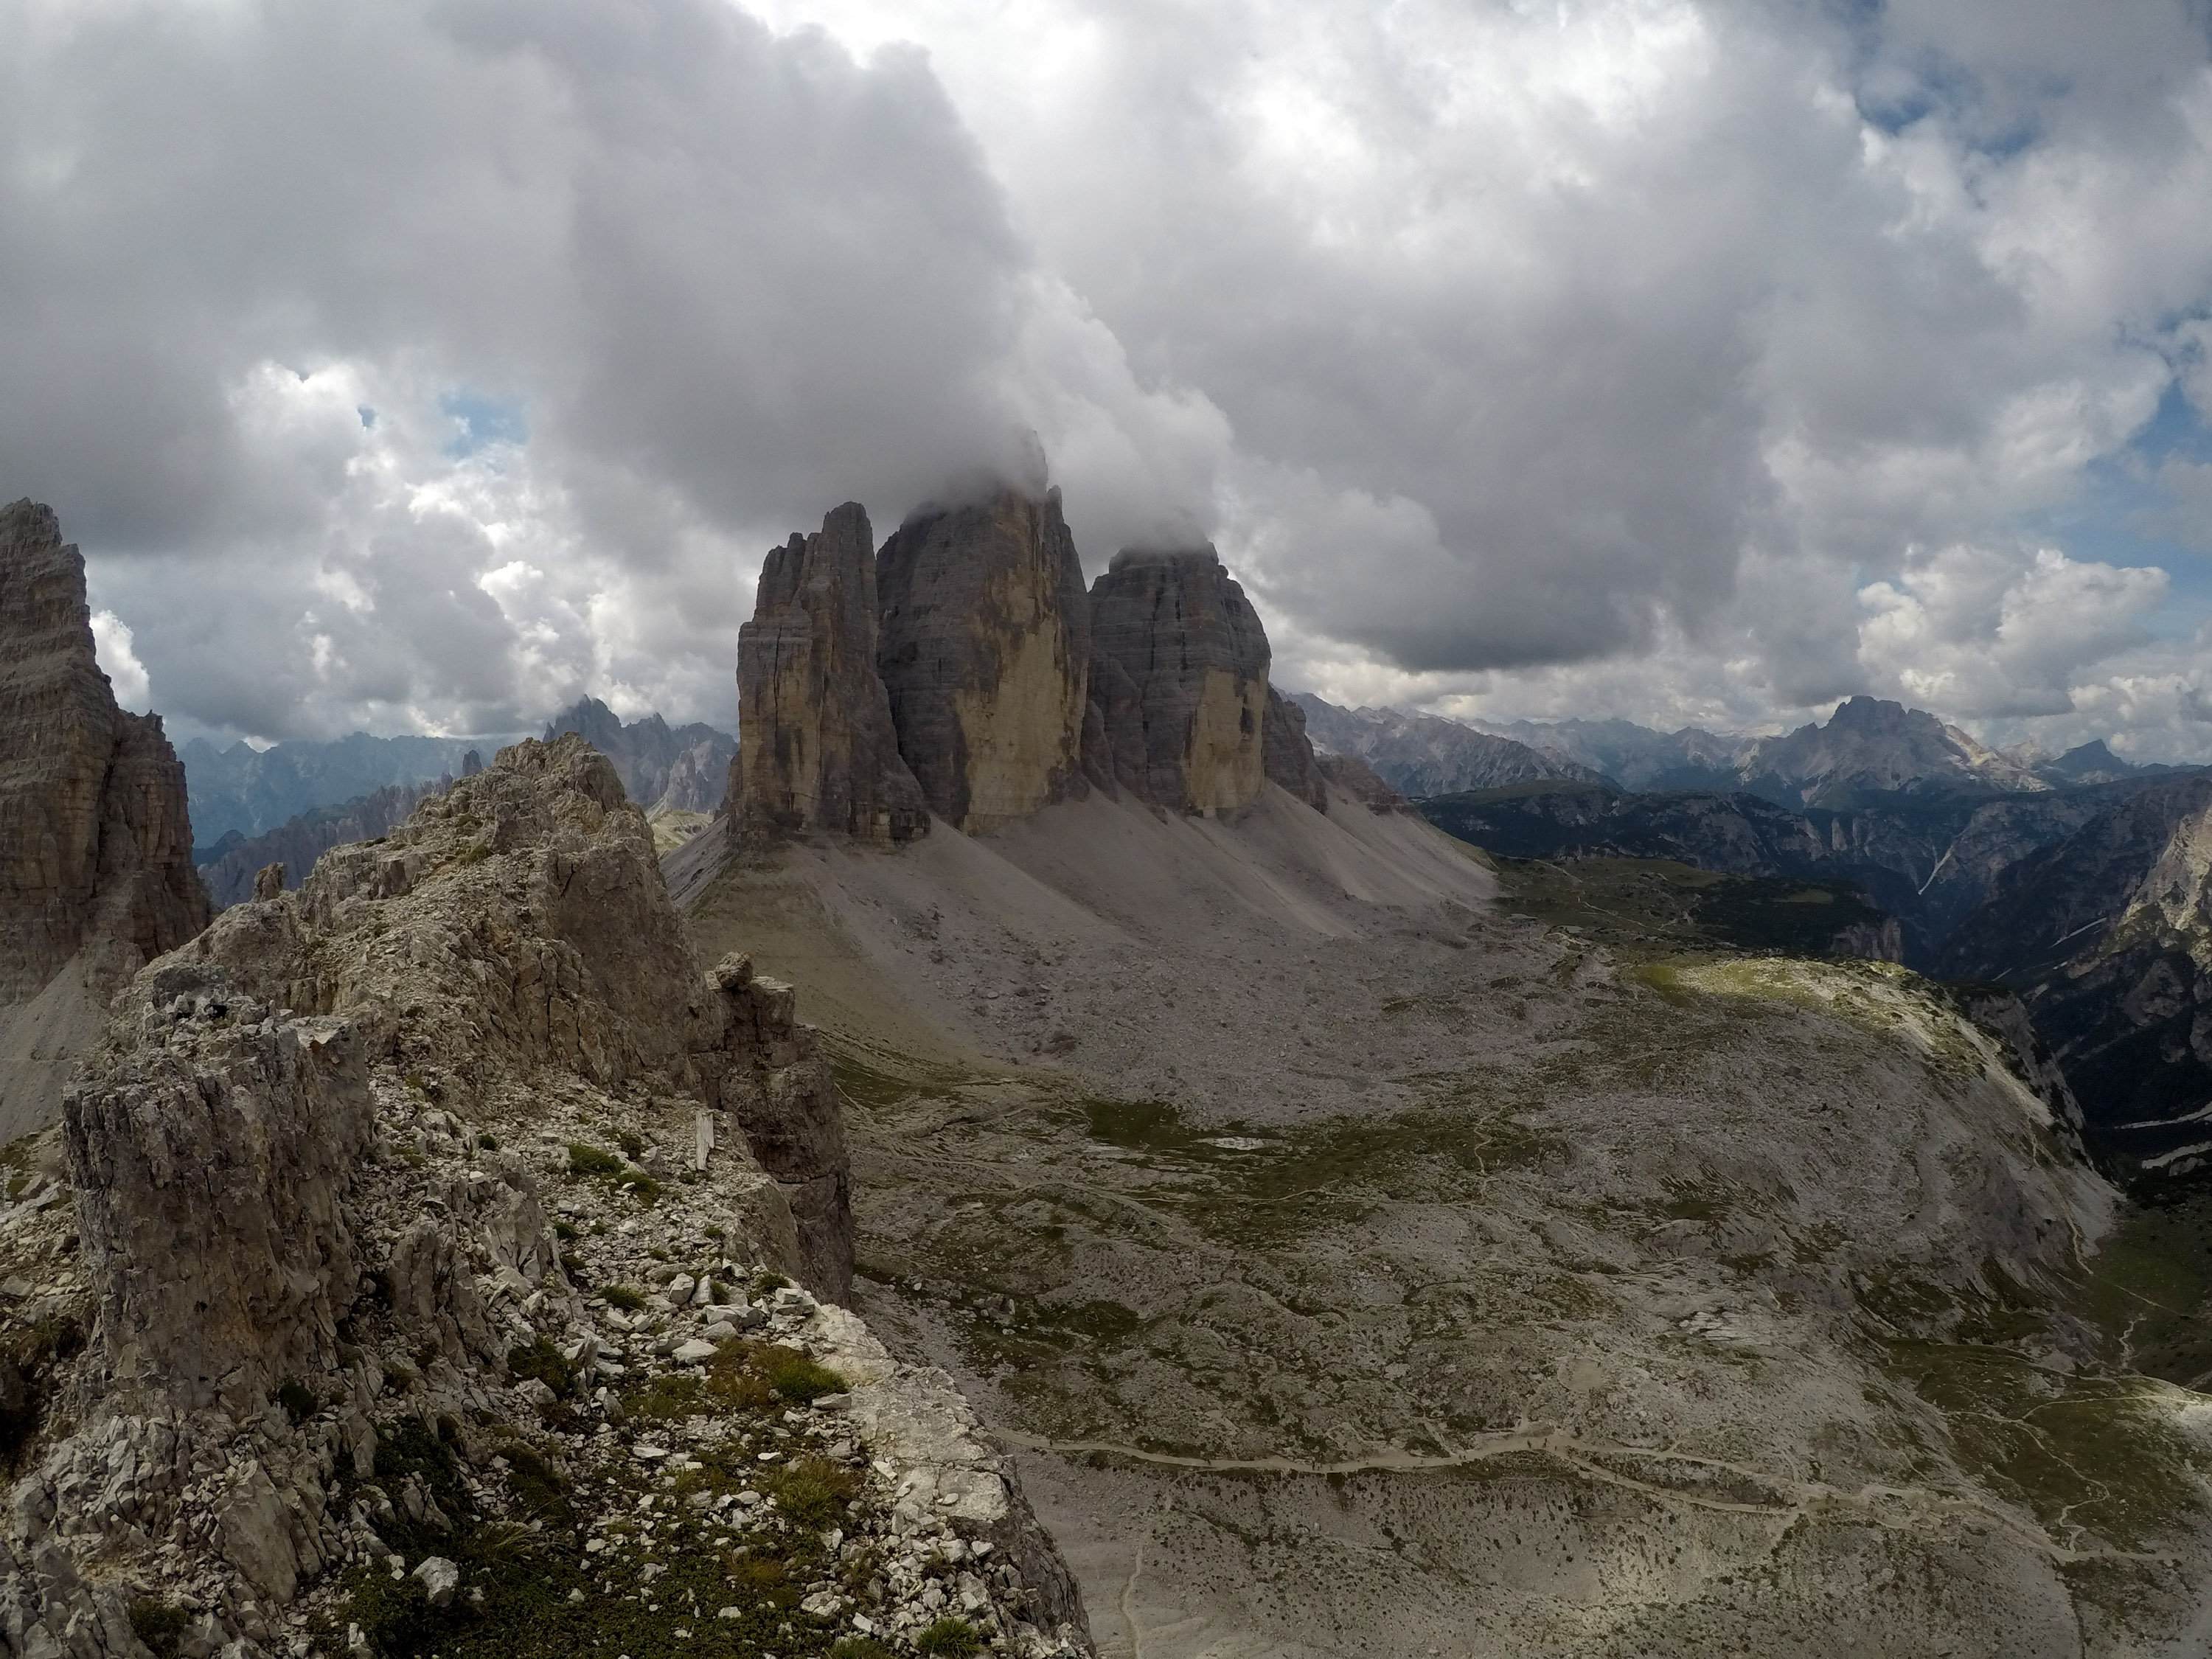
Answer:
732;503;928;846
0;500;209;1140
0;500;208;1004
1085;548;1270;814
64;973;372;1414
876;489;1091;834
1262;687;1330;812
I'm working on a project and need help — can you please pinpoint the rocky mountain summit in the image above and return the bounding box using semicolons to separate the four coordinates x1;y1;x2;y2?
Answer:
0;734;1091;1659
732;505;928;846
1084;549;1269;813
1;502;209;1143
733;487;1347;853
875;490;1092;835
540;698;733;817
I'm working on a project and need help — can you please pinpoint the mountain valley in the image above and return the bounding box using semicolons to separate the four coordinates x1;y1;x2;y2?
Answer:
6;488;2212;1658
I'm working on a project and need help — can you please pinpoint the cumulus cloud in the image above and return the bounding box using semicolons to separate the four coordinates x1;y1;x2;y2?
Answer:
7;0;2212;754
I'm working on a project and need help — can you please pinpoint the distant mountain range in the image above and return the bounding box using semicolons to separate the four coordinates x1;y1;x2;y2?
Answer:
181;729;525;847
1298;691;2172;807
1298;688;2212;1192
188;698;734;906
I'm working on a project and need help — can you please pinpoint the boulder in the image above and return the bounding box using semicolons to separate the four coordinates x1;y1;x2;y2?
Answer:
1085;547;1269;814
0;500;209;1138
876;487;1091;833
731;503;927;846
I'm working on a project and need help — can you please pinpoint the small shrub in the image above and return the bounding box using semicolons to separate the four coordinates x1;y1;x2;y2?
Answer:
765;1455;860;1527
705;1340;846;1413
274;1377;319;1424
604;1285;647;1312
726;1551;786;1589
616;1169;661;1204
477;1132;498;1150
614;1128;646;1161
559;1251;588;1279
128;1599;188;1659
507;1337;575;1399
917;1617;984;1658
566;1141;622;1179
751;1270;793;1299
552;1220;579;1242
403;1071;428;1093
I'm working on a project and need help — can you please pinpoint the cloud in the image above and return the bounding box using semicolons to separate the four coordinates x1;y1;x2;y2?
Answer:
88;610;150;713
8;0;2212;757
1857;543;2168;718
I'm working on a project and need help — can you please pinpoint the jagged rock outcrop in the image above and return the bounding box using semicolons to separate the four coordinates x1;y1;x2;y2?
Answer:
197;776;448;908
1262;688;1329;811
0;500;209;1141
731;504;928;846
1084;548;1269;814
4;734;1088;1659
877;488;1091;834
1316;750;1410;812
65;977;372;1414
542;695;735;815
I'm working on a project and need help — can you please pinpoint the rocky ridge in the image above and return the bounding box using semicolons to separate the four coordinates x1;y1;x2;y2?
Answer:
0;737;1089;1659
1;501;209;1144
541;699;733;817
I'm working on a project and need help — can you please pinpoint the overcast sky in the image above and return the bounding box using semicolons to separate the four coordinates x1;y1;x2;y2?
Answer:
9;0;2212;756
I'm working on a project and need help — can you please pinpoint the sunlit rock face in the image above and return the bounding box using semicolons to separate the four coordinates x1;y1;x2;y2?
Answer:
875;487;1091;835
1085;547;1270;815
732;502;928;846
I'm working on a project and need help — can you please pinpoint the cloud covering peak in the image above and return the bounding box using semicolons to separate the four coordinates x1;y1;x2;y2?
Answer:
9;0;2212;757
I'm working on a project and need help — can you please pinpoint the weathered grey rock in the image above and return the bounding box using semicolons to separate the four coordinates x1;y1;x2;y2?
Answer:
877;488;1091;834
732;504;927;846
697;953;852;1303
1261;688;1329;812
1084;548;1269;814
411;1556;459;1610
542;696;734;815
0;500;209;1138
197;779;445;911
251;863;285;902
64;982;370;1415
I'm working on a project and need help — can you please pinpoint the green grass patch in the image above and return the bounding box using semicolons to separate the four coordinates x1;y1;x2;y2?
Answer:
507;1338;577;1399
604;1285;648;1313
916;1618;984;1658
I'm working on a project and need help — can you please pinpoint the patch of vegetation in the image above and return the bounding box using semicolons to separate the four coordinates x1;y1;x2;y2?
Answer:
916;1617;984;1658
614;1129;647;1161
604;1285;648;1312
750;1270;793;1298
507;1337;577;1399
1884;1340;2208;1549
128;1599;188;1659
764;1454;862;1526
274;1377;321;1424
566;1142;623;1179
498;1441;572;1526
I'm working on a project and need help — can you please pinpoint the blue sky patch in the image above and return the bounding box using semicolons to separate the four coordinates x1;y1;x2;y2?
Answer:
439;390;527;459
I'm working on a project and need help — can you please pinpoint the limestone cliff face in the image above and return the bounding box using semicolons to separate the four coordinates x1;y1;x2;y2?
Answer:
1085;548;1269;814
733;503;928;846
1262;687;1330;812
877;488;1091;834
0;500;208;1139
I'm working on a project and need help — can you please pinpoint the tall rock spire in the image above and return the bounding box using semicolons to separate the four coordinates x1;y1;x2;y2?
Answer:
0;498;209;1137
875;487;1091;834
731;502;928;845
1085;546;1271;815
